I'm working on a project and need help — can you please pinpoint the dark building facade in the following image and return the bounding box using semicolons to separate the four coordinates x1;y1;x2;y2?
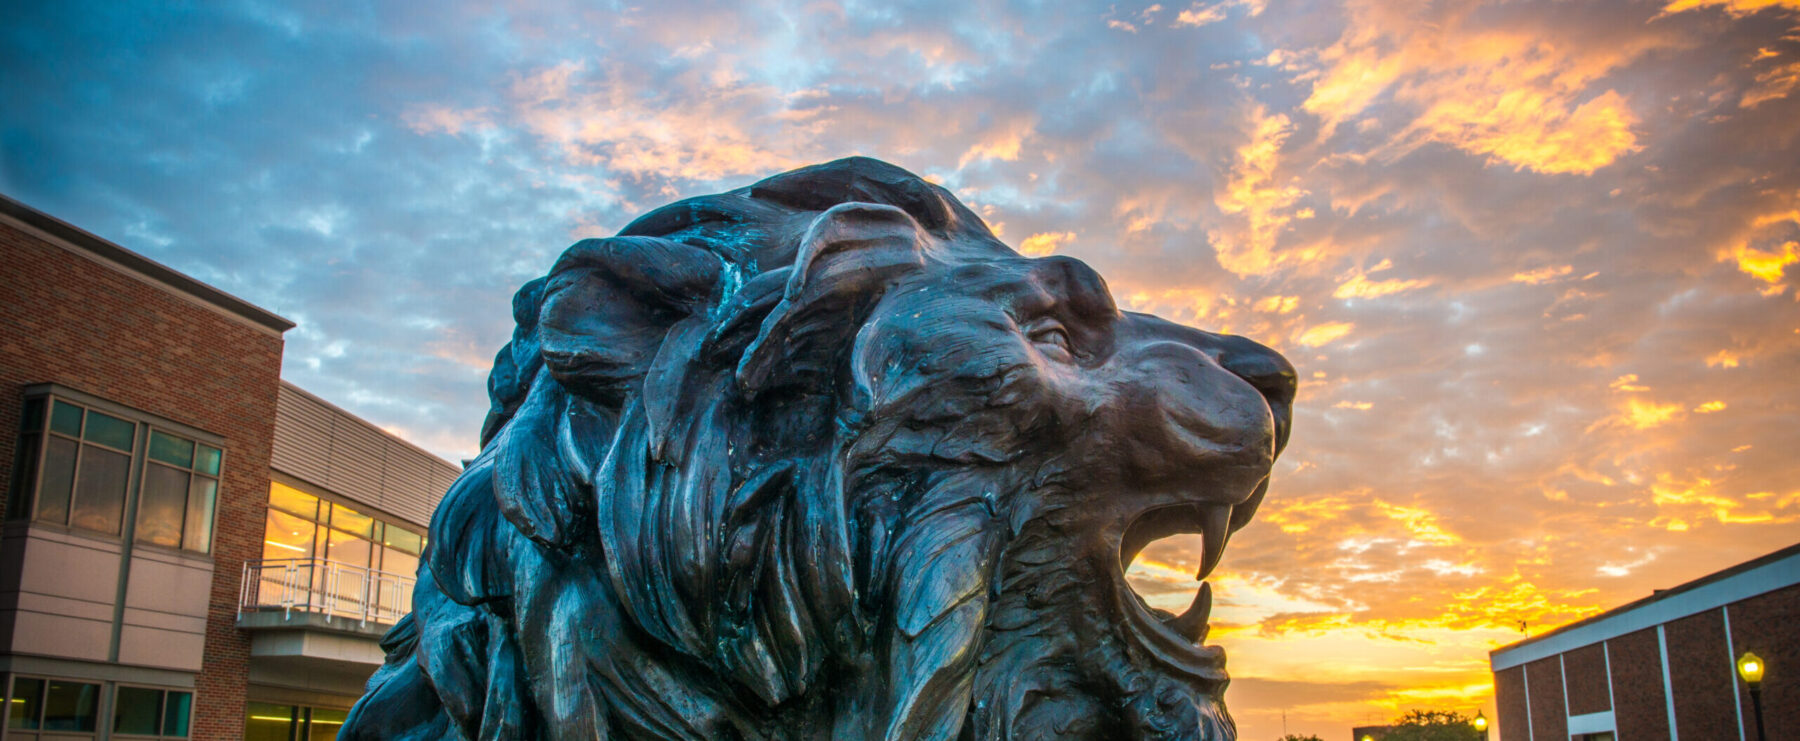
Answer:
1490;542;1799;741
0;195;456;740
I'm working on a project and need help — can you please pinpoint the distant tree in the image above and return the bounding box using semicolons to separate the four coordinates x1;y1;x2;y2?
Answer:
1277;734;1324;741
1381;709;1480;741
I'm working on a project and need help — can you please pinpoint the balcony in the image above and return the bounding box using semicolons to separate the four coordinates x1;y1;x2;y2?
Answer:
238;557;414;630
235;558;414;695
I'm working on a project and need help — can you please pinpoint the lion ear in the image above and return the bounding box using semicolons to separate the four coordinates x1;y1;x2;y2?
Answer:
736;203;934;397
537;236;728;407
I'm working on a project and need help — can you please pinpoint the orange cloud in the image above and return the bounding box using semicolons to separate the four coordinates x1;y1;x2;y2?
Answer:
1706;350;1741;368
1742;59;1800;108
1018;231;1075;256
1211;107;1311;276
504;60;811;182
1724;240;1799;283
1661;0;1800;17
1593;397;1686;430
1512;265;1575;284
1333;270;1431;299
1694;400;1728;413
1255;295;1299;314
1295;320;1355;347
1297;5;1666;175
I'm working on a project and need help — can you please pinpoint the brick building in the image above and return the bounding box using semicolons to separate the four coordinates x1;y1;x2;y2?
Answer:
0;195;458;740
1490;542;1799;741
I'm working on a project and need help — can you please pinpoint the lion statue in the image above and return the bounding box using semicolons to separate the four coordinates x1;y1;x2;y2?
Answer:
342;157;1295;740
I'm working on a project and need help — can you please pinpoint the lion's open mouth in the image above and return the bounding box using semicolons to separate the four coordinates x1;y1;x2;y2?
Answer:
1115;502;1235;683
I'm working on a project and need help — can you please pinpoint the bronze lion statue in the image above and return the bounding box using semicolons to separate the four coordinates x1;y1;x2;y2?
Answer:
343;157;1295;740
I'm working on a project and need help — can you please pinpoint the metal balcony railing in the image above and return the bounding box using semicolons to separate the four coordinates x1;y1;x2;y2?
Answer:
238;557;414;626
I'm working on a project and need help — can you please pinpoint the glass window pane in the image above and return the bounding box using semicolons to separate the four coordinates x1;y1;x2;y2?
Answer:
42;680;98;731
326;529;372;568
137;464;190;548
263;509;316;560
9;677;43;729
329;504;375;539
306;708;347;741
381;548;419;579
149;431;195;468
71;446;130;535
194;445;221;476
183;477;217;553
113;686;162;734
162;691;191;737
268;482;320;521
36;437;79;526
21;398;45;433
50;400;82;437
83;411;135;451
244;702;296;741
8;433;41;520
382;525;424;555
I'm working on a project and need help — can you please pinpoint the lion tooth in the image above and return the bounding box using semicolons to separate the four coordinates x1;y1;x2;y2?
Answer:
1166;581;1212;643
1195;505;1230;581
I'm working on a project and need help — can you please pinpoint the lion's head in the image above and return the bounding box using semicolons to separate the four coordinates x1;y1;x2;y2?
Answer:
344;157;1295;741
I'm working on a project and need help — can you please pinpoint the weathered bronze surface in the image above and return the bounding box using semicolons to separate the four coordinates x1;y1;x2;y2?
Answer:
342;157;1296;740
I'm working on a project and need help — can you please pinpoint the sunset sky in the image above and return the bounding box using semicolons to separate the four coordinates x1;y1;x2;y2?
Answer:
5;1;1800;738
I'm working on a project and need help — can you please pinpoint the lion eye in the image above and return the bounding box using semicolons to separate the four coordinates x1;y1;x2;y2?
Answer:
1029;324;1074;357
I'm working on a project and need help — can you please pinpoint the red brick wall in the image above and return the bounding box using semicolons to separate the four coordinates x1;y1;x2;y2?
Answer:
0;219;284;741
1493;665;1528;741
1665;608;1739;740
1562;641;1610;716
1728;583;1800;740
1606;627;1670;739
1524;656;1566;740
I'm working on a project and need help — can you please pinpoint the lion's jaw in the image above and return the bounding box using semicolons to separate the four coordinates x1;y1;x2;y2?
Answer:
957;520;1234;740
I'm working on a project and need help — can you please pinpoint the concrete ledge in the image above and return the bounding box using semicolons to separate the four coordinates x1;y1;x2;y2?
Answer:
236;609;395;639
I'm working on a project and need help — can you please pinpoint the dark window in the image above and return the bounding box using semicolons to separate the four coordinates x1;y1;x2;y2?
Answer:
112;686;192;738
8;677;44;729
42;679;99;732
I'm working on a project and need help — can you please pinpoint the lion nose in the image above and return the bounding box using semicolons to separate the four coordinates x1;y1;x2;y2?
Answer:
1129;315;1297;457
1208;335;1296;456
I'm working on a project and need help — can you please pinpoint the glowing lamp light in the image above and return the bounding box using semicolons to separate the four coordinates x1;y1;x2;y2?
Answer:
1473;711;1488;731
1739;651;1765;685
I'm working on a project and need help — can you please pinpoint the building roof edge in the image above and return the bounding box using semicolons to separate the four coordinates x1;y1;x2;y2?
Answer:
1;193;295;333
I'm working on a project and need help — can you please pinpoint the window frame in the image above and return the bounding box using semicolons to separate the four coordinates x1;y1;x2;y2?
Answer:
4;673;104;738
133;426;224;554
8;385;226;556
109;683;194;739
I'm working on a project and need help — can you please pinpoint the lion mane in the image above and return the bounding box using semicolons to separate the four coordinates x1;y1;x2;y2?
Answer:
342;157;1295;741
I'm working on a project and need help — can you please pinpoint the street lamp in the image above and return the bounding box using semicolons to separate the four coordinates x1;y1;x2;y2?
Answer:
1738;651;1766;741
1473;710;1488;740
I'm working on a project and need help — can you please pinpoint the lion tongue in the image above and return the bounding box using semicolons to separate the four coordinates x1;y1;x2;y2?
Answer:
1165;581;1212;643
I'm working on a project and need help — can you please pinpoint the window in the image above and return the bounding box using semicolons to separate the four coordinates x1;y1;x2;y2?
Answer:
18;399;137;535
256;482;427;615
135;429;222;553
244;702;346;741
5;676;100;740
261;482;426;572
8;391;224;553
112;685;192;738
